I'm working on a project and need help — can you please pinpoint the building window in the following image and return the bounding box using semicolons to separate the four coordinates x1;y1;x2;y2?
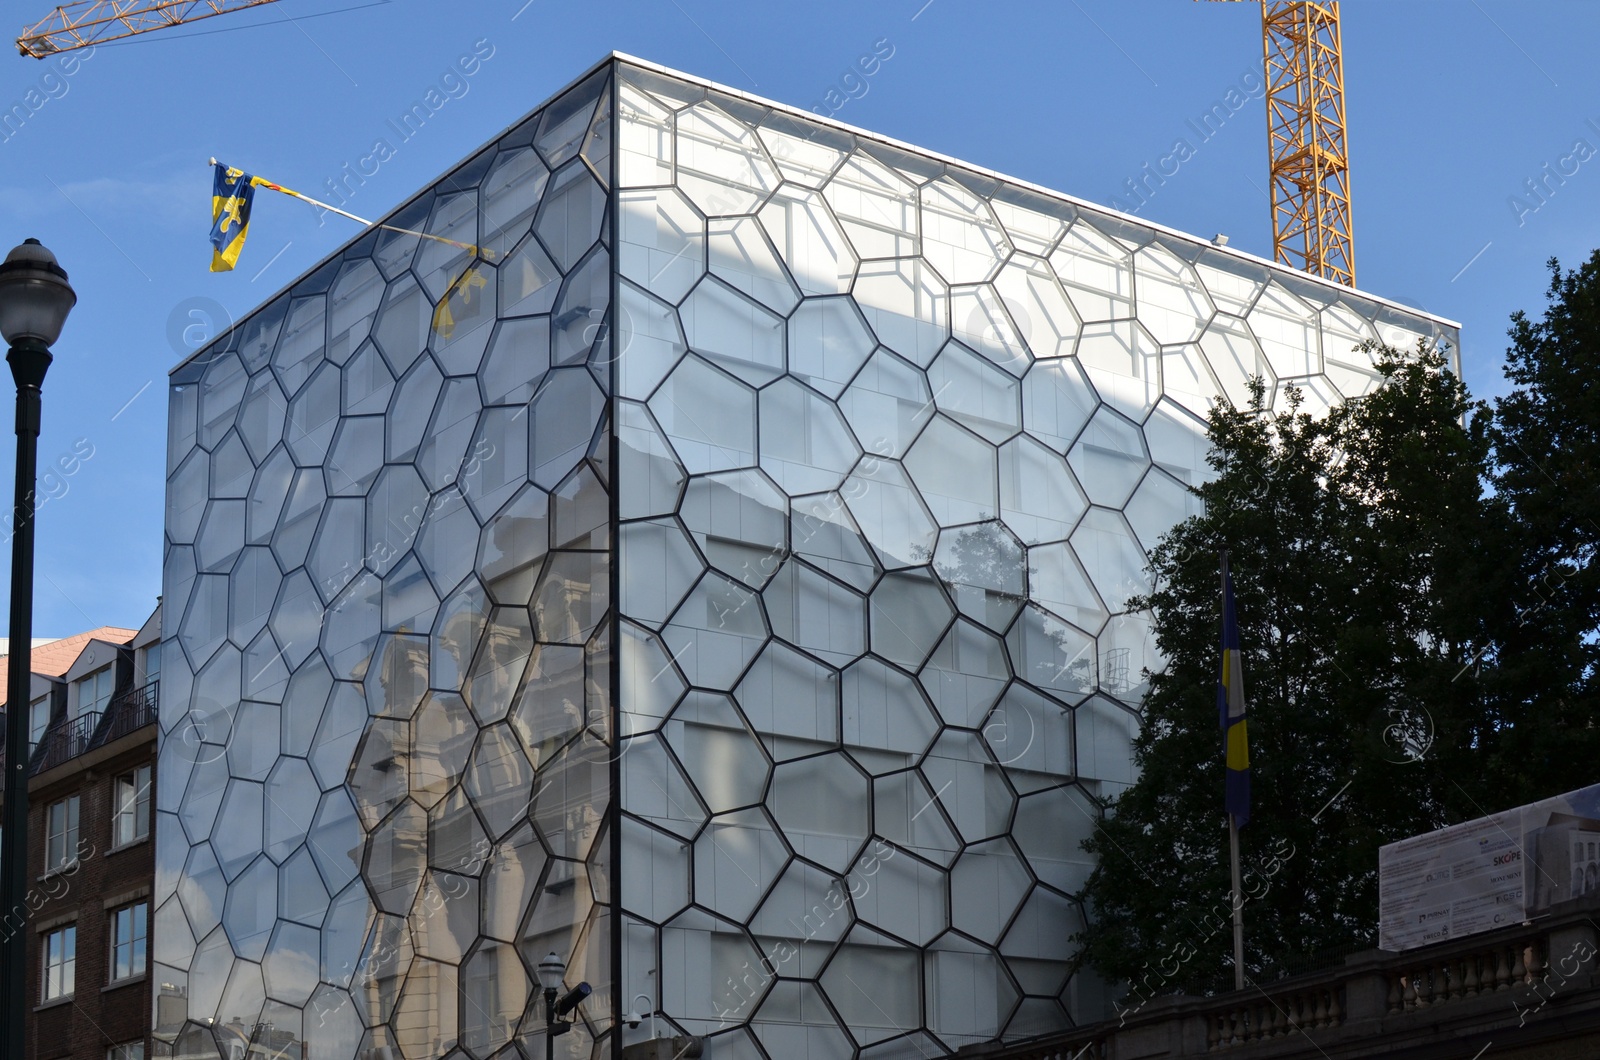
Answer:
45;795;79;871
41;924;74;1000
109;903;147;982
112;765;151;847
108;1045;144;1060
142;643;160;686
75;665;115;719
28;694;50;749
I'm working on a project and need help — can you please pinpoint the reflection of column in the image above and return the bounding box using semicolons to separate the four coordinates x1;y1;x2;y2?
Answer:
525;860;580;972
475;613;533;827
358;901;385;1036
393;955;440;1059
462;830;547;1051
539;567;592;644
485;513;545;603
529;696;587;856
379;635;429;716
439;612;472;690
361;919;404;1054
478;614;521;708
353;725;401;817
488;837;530;943
494;940;519;1039
413;893;437;1048
546;737;603;859
569;801;602;858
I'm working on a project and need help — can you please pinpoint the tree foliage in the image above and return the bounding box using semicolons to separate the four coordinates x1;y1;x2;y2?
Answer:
1489;251;1600;793
1076;344;1523;1000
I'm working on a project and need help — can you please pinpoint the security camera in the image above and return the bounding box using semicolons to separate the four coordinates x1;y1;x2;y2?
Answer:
628;994;655;1034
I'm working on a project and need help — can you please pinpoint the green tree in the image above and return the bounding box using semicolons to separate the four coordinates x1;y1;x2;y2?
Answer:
1075;344;1516;1002
1490;252;1600;799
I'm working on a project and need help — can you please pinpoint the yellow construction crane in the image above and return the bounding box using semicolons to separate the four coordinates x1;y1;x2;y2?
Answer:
24;1;1356;290
1209;1;1355;287
17;0;281;59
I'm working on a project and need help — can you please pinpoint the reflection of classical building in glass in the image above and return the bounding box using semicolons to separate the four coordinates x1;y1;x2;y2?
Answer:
155;55;1458;1060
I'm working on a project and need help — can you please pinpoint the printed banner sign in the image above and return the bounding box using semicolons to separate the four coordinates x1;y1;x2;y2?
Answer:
1379;782;1600;951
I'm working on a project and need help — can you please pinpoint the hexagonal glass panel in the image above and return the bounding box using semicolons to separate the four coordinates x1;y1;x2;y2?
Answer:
708;215;799;315
759;186;856;297
675;101;780;216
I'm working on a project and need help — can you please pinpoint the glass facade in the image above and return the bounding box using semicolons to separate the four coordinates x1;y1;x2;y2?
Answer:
156;55;1458;1060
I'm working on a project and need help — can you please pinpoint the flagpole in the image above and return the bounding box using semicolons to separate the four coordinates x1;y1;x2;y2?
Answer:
208;158;494;260
1222;549;1245;991
1229;813;1245;990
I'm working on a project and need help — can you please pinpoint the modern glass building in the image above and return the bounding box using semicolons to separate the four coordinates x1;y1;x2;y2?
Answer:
155;54;1459;1060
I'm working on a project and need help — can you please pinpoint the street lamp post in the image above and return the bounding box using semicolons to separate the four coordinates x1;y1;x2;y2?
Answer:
0;238;76;1060
536;951;591;1060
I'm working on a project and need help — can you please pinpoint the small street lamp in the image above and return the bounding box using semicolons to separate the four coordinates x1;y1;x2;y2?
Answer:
537;951;591;1060
0;237;75;1060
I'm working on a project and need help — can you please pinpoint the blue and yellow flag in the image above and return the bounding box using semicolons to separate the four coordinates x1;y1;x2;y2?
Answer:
209;163;260;272
1219;559;1250;827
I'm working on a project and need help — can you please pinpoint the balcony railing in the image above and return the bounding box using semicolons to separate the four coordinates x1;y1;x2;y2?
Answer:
31;709;102;772
104;678;158;743
27;679;158;775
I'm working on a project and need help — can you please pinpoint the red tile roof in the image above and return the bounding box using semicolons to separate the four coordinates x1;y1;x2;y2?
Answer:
0;626;138;700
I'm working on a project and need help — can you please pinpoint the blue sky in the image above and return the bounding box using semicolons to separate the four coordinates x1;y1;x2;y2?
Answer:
1;0;1596;636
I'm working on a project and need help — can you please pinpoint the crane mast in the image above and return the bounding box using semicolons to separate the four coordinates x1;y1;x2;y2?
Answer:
1206;0;1355;287
1262;1;1353;286
17;0;281;59
23;1;1357;290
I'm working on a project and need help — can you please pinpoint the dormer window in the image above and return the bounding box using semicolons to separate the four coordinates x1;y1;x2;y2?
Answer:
75;665;114;718
28;693;49;749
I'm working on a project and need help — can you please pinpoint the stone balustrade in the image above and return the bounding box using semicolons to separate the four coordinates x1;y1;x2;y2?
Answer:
1206;982;1344;1047
957;900;1600;1059
1386;934;1546;1011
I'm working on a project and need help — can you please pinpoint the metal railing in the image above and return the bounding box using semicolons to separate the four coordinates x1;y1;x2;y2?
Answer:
27;678;158;774
103;678;158;743
31;709;102;772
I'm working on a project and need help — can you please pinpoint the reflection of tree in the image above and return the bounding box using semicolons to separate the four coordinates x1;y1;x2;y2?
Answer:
923;520;1026;610
920;519;1105;698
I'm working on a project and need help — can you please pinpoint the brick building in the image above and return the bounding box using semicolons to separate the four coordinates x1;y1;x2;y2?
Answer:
0;604;161;1060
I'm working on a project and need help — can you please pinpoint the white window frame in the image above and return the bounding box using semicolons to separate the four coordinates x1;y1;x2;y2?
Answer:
108;902;147;983
112;764;152;848
41;923;74;1001
45;795;80;872
142;643;161;686
75;665;115;719
108;1041;144;1060
28;694;50;749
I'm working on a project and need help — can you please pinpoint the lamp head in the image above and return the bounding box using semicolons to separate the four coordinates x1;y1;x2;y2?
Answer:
0;239;75;348
537;951;565;993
